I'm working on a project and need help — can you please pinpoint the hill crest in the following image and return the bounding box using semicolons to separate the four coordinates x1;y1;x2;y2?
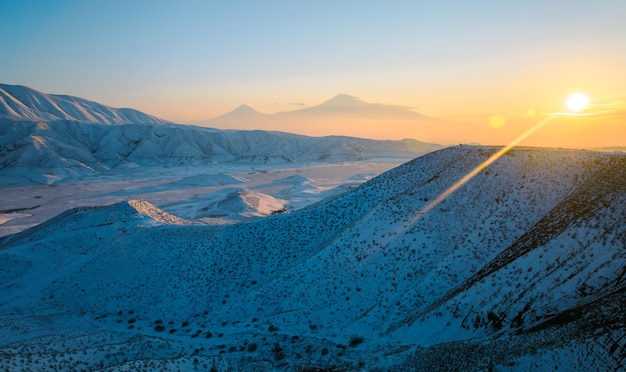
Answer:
0;83;171;125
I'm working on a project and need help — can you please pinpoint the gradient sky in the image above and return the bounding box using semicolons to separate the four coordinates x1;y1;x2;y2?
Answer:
2;1;625;145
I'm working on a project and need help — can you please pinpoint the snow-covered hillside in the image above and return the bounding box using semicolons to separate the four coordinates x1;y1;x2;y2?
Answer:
1;146;624;370
0;85;442;185
0;84;170;125
0;119;440;184
163;188;287;220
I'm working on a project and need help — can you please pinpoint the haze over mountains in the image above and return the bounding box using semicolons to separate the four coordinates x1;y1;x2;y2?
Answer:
194;94;453;141
0;84;441;185
195;91;626;149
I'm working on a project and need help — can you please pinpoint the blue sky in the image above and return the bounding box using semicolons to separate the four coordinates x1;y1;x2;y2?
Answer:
2;0;626;125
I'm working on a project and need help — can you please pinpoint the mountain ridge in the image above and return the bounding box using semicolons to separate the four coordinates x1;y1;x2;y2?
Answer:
0;83;171;125
277;93;425;117
197;93;427;121
0;84;443;185
190;93;444;139
0;119;441;185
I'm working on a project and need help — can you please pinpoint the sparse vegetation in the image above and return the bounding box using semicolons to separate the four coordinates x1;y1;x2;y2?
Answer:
1;147;625;371
349;336;364;347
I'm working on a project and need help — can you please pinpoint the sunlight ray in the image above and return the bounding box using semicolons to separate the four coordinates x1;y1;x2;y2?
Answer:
412;114;557;220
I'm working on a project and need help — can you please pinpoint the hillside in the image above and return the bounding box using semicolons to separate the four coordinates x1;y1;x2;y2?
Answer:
0;119;441;185
0;84;170;125
1;145;624;370
0;85;442;185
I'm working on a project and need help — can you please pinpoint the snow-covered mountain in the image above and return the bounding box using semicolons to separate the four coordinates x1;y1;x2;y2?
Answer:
0;84;170;124
0;85;443;185
1;145;624;370
162;187;287;221
0;119;441;185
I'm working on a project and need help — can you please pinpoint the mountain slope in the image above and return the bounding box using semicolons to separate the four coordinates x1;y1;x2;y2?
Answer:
0;146;624;370
0;84;170;125
0;119;441;184
0;86;443;185
209;103;272;121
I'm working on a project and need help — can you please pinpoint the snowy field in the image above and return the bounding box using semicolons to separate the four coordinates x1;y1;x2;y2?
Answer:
0;160;406;237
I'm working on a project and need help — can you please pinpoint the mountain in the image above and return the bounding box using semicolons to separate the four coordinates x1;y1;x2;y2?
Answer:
194;94;452;141
1;145;624;370
198;96;626;149
162;187;287;221
193;103;276;132
0;85;443;185
277;93;426;117
213;104;271;120
0;120;441;185
0;83;171;125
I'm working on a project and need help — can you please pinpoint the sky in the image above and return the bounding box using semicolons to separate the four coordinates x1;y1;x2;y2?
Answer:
2;0;626;146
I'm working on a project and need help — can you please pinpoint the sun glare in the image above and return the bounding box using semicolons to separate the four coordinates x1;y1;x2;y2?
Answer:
565;92;589;112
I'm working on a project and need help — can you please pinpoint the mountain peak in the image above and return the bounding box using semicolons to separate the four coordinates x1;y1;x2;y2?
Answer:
322;94;364;106
232;104;260;114
275;94;426;120
209;104;267;120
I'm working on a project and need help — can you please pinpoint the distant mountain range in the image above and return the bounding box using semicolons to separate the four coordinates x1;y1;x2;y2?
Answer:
192;94;454;141
196;92;626;148
0;84;443;184
1;145;624;370
277;93;427;117
3;83;624;149
205;94;427;120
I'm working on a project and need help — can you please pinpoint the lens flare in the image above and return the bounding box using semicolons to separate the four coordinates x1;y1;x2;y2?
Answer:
489;114;506;128
411;114;556;221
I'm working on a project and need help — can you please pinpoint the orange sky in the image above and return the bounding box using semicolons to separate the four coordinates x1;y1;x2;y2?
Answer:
2;1;625;148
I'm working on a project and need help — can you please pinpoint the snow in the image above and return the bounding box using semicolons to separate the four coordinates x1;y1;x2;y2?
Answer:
1;85;624;369
0;212;31;225
0;84;170;125
1;145;625;370
0;118;435;186
0;161;404;237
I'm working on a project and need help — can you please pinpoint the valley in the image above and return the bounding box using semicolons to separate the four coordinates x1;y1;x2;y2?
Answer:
0;160;404;237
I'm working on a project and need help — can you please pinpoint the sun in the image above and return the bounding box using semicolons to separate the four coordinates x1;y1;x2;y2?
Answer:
565;92;589;112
